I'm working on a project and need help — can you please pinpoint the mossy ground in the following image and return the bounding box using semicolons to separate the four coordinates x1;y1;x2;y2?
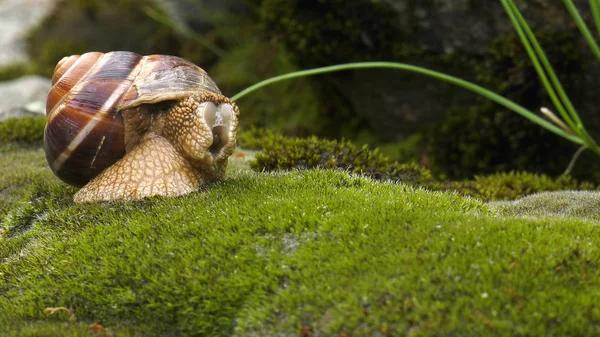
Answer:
2;139;600;336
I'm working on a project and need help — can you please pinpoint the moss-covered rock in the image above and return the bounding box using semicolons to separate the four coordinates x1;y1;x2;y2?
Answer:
0;142;55;217
3;137;600;336
489;190;600;222
0;63;38;82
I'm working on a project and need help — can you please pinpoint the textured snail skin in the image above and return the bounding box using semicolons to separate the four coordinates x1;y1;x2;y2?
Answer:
44;52;239;203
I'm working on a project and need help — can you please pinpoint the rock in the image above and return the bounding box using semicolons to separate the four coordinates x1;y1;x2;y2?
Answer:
0;0;57;67
380;0;583;56
0;76;51;121
488;190;600;222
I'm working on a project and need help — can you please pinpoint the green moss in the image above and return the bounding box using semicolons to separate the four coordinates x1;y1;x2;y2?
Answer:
0;62;38;81
237;127;283;150
239;128;433;185
429;171;597;202
0;143;57;217
1;321;138;337
376;133;424;163
238;129;596;201
259;0;412;66
0;117;46;145
3;142;600;336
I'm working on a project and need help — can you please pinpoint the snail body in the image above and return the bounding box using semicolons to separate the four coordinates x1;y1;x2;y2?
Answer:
44;51;239;203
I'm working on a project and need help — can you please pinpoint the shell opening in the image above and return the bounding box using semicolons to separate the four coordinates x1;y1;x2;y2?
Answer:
200;102;217;128
208;103;234;155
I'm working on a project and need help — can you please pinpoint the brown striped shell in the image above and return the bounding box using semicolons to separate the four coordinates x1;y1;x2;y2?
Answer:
44;51;220;187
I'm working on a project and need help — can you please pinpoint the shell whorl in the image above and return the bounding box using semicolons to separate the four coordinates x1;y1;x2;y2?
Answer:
44;51;220;187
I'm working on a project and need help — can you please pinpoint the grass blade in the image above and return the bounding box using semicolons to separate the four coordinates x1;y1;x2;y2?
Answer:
231;62;583;145
592;0;600;38
501;0;579;131
565;0;600;62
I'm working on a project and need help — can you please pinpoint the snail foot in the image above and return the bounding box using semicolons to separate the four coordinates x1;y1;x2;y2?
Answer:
74;134;201;203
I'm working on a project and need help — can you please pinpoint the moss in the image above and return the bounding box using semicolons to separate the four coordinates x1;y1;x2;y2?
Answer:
489;190;600;222
239;128;433;185
0;116;46;145
376;133;424;163
1;322;137;337
3;142;600;336
429;171;597;202
0;143;56;217
238;128;596;201
0;62;38;82
237;127;283;150
258;0;415;66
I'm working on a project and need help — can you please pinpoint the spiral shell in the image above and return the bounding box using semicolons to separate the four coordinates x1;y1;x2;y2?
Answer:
44;51;220;187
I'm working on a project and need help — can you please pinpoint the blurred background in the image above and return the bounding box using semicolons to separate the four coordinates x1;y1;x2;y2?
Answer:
1;0;600;181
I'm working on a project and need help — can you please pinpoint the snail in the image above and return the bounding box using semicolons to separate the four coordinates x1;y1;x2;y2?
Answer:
44;51;239;203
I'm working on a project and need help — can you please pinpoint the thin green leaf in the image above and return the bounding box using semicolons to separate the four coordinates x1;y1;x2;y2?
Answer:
503;1;600;155
502;0;578;131
231;62;583;145
565;0;600;62
591;0;600;38
503;0;600;155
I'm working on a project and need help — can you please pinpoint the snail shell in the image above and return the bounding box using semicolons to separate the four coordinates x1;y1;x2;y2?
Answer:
44;51;238;202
